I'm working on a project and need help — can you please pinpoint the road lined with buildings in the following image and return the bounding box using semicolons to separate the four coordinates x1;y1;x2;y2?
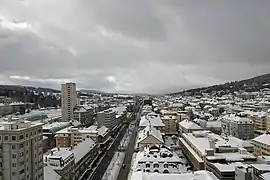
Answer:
83;105;141;180
117;106;142;180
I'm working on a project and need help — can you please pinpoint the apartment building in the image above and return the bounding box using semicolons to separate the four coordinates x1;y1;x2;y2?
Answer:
267;116;270;132
136;125;164;150
161;115;178;135
73;105;94;126
61;83;77;122
139;114;165;133
55;125;110;147
0;119;44;180
222;114;254;140
252;133;270;156
97;109;117;131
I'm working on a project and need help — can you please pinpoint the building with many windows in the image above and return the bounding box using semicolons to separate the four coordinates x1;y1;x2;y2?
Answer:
73;105;94;126
0;119;44;180
252;133;270;156
221;114;254;140
97;109;117;131
61;83;77;122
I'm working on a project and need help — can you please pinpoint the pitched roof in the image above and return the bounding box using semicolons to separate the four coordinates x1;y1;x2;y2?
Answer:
138;125;164;144
139;116;165;127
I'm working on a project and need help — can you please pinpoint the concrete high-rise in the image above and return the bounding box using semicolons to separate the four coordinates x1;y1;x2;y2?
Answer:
61;82;77;122
0;118;44;180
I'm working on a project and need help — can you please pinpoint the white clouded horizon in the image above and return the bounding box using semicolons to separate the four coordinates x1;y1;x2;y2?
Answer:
0;0;270;94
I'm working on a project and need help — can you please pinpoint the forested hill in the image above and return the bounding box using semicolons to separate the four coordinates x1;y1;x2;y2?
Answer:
171;73;270;96
0;85;60;107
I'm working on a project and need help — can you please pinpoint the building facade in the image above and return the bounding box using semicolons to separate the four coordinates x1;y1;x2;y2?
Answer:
0;120;44;180
73;105;94;126
252;133;270;156
61;83;77;122
97;109;117;131
161;115;178;135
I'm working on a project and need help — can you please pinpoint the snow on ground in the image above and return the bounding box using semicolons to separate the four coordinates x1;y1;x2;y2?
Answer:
102;152;125;180
127;152;137;180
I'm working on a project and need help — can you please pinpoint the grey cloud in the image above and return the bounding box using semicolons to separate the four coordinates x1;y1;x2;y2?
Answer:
0;0;270;94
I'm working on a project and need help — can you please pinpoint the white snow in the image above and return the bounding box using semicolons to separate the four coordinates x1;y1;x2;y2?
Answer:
102;152;125;180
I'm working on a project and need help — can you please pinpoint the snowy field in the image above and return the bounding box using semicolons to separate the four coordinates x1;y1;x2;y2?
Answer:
101;152;125;180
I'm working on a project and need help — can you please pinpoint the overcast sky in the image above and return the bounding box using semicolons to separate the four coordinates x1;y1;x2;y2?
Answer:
0;0;270;94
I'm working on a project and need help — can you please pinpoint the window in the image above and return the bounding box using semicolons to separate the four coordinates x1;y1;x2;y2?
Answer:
0;136;1;141
20;161;24;166
19;143;24;148
164;164;169;168
12;136;17;141
12;163;16;167
12;154;16;158
153;164;159;168
12;145;16;150
4;136;8;141
20;169;25;174
19;135;24;140
26;133;28;138
12;172;17;176
146;163;150;168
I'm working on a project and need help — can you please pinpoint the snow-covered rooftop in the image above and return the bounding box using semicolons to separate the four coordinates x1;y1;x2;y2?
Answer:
253;133;270;145
131;170;218;180
139;115;165;127
138;125;164;144
179;120;202;130
182;131;255;158
44;165;62;180
67;138;96;164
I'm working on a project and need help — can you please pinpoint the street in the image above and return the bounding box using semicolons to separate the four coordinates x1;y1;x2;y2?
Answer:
80;104;141;180
117;107;141;180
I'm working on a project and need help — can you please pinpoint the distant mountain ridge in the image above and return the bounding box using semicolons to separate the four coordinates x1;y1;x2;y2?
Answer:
171;73;270;95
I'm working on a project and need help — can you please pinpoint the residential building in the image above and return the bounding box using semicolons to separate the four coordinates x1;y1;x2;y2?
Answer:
139;114;165;133
61;82;77;122
252;133;270;156
267;116;270;132
0;119;44;180
73;105;94;126
222;114;254;140
136;125;164;150
133;144;186;173
55;125;110;147
179;120;202;134
161;115;178;135
97;109;117;131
